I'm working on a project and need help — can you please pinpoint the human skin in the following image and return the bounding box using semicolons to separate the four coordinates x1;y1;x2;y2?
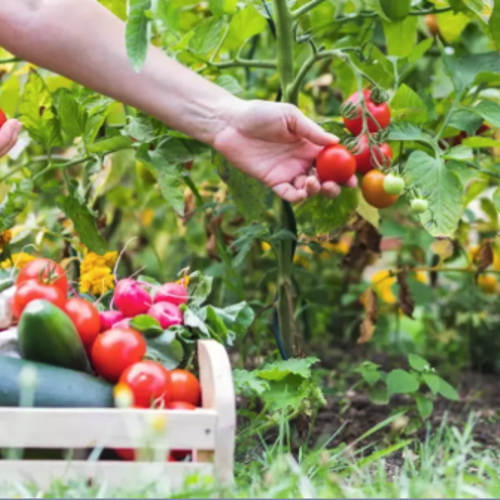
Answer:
0;0;357;202
0;120;22;157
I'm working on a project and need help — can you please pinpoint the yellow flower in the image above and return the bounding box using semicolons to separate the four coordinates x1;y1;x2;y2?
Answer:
478;275;499;295
140;209;155;227
80;250;118;275
176;274;190;287
80;266;115;296
370;270;428;304
0;230;12;245
261;242;271;252
1;252;36;270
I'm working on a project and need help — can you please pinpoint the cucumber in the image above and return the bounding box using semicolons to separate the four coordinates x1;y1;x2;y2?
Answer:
380;0;411;21
0;356;114;408
18;299;92;374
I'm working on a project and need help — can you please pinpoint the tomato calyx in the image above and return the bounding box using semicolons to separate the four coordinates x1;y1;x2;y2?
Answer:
37;261;65;288
369;87;389;105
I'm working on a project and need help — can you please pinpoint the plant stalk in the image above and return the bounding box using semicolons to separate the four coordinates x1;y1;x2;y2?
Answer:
273;0;299;357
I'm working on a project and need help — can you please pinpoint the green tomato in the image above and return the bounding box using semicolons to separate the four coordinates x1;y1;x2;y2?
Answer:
383;174;405;196
380;0;411;21
411;198;429;214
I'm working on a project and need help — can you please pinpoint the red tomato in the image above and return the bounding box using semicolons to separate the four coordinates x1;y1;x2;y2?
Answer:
119;361;172;408
17;258;68;295
361;170;399;209
353;135;393;175
0;109;7;130
316;145;356;185
169;370;201;407
91;329;146;382
65;298;101;347
342;90;391;136
13;279;67;319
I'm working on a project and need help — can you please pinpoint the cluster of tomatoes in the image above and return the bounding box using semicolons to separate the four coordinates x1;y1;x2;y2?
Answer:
12;258;201;462
315;90;428;214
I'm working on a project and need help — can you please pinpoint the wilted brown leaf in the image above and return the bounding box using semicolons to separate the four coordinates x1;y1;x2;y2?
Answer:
474;239;493;273
397;271;415;319
359;288;377;344
342;219;382;272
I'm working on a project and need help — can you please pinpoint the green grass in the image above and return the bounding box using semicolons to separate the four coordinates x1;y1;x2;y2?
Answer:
2;412;500;498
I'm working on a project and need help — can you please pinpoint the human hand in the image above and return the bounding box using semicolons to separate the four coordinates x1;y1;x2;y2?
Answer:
0;120;22;158
213;100;357;203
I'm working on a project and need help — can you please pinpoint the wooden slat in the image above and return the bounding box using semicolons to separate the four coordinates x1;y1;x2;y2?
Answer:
0;408;216;449
0;460;214;490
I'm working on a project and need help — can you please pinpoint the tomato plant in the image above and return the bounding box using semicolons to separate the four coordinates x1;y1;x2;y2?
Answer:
353;135;393;175
342;91;391;136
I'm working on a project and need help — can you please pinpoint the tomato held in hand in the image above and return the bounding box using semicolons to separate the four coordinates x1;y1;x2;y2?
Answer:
361;170;399;209
119;360;172;408
13;280;67;319
65;298;101;347
169;369;201;406
316;145;356;185
17;258;68;295
91;328;146;382
353;135;393;175
342;90;391;136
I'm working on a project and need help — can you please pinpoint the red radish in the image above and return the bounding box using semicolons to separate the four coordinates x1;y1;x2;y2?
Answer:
99;310;124;332
114;279;151;317
148;302;183;329
154;283;188;307
113;318;132;330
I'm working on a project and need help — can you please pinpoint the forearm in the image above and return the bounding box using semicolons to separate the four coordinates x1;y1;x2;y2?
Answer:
0;0;237;145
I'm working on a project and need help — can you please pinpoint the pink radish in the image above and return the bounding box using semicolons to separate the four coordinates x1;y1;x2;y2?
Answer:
148;302;183;329
99;310;124;332
113;318;132;330
114;279;151;317
154;283;188;307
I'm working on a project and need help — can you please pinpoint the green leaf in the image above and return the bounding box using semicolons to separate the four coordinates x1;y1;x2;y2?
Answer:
472;100;500;128
493;187;500;212
87;136;132;154
125;0;152;72
407;39;434;66
405;151;464;237
215;75;243;95
390;84;427;124
463;136;500;148
449;109;484;135
19;72;62;149
302;188;358;235
0;180;33;233
416;395;434;419
357;362;381;386
388;122;437;149
225;5;267;50
129;315;164;339
423;373;441;395
383;16;418;58
215;152;272;223
364;0;391;21
233;369;270;398
462;0;489;21
368;386;390;405
99;0;127;19
442;47;500;95
386;369;420;395
490;0;500;53
209;0;237;16
146;328;184;370
187;271;213;307
58;92;87;138
206;302;254;341
408;354;430;372
57;194;107;254
438;10;470;43
183;307;210;336
189;17;224;55
435;376;460;401
258;357;320;382
443;145;474;161
124;115;161;143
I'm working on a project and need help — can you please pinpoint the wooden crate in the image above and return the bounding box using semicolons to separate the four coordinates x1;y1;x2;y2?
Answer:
0;340;236;490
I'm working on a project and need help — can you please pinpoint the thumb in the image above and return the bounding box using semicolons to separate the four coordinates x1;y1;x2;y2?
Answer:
289;108;339;146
